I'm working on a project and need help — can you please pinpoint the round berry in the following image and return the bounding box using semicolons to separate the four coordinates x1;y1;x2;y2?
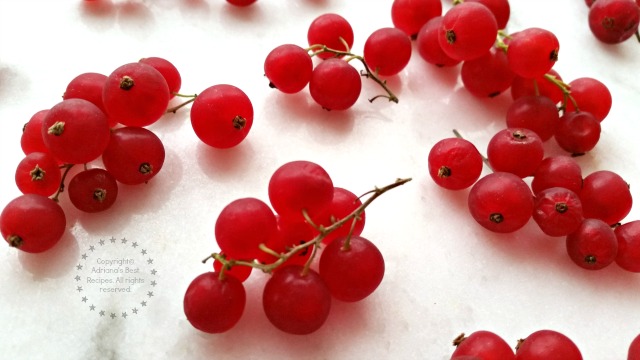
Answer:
486;128;544;178
190;84;254;149
309;58;362;111
68;168;119;213
467;172;534;233
438;2;499;61
264;44;313;94
566;218;618;270
515;330;582;360
307;13;354;60
507;27;559;79
364;27;412;76
428;137;484;190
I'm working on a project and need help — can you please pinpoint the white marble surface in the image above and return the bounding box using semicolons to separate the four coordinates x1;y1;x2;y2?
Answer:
1;1;639;359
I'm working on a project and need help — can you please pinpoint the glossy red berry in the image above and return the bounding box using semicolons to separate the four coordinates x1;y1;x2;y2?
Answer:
363;27;412;76
515;330;583;360
566;218;618;270
451;330;516;360
102;62;170;127
262;265;331;334
101;126;165;185
580;170;632;225
264;44;313;94
316;187;365;245
139;56;182;98
588;0;640;44
183;272;246;334
416;16;461;67
391;0;442;38
505;95;560;142
438;2;499;61
0;194;66;253
14;152;61;196
554;111;601;155
532;187;583;237
467;172;534;233
563;77;612;122
215;197;278;261
307;13;354;60
309;58;362;111
428;137;484;190
614;221;640;272
461;47;515;98
190;84;254;149
21;110;50;156
629;333;640;360
507;28;559;79
42;98;110;164
531;155;583;195
268;160;334;222
486;128;544;178
67;168;119;213
319;235;384;302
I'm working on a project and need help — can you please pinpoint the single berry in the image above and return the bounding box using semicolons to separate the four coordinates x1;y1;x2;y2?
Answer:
428;137;484;190
566;218;618;270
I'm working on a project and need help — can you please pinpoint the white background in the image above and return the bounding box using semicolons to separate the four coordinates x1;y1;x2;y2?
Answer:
1;0;639;359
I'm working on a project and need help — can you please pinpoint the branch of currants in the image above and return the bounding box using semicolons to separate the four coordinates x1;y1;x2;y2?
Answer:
306;44;400;104
202;177;412;277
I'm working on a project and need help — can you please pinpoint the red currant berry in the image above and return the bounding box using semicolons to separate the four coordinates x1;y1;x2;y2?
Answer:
307;13;354;60
486;128;544;178
139;56;182;98
531;155;583;195
466;0;511;29
451;331;516;360
563;77;612;122
533;187;583;237
554;110;601;155
62;72;112;125
416;16;461;67
461;47;514;98
21;110;50;155
215;197;278;261
580;170;632;225
363;27;412;76
102;126;165;185
391;0;442;38
566;218;618;270
42;99;110;164
226;0;256;5
68;168;119;213
588;0;640;44
507;27;559;79
428;137;484;190
0;194;66;253
262;265;331;334
268;160;334;222
505;95;560;142
319;235;384;302
309;58;362;111
438;2;498;61
467;172;534;233
14;152;61;196
264;44;313;94
614;220;640;272
629;333;640;360
102;62;170;127
515;330;582;360
183;272;246;334
190;84;253;148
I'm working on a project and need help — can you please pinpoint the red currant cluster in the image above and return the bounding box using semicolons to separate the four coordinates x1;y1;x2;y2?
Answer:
420;0;636;272
0;58;177;253
1;56;254;253
585;0;640;44
264;12;414;110
183;160;410;335
449;329;583;359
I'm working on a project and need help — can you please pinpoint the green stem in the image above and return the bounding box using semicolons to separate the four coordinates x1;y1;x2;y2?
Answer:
543;74;579;112
166;93;198;113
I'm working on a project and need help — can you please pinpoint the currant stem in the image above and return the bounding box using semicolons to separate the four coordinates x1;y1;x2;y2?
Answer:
51;164;75;202
166;93;198;113
307;44;399;104
543;74;579;112
205;177;412;274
